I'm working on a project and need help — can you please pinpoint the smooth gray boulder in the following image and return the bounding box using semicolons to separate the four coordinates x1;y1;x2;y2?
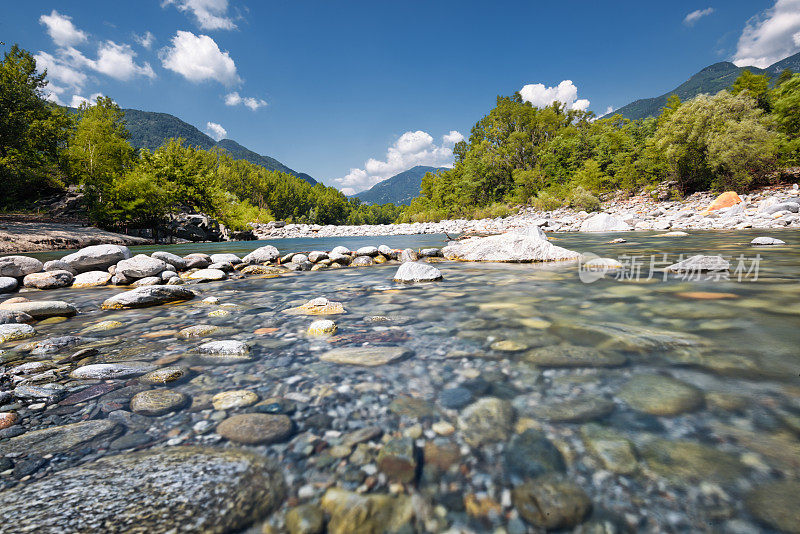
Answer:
751;236;786;246
308;251;328;263
23;269;74;289
61;244;131;273
330;246;350;255
72;270;112;288
393;262;443;282
0;276;19;294
101;286;195;309
665;254;730;272
0;323;36;343
399;248;418;262
762;201;800;214
442;231;579;263
70;362;157;379
116;254;169;279
329;252;351;265
579;213;632;232
197;340;250;355
187;268;227;282
0;419;118;456
43;259;77;274
356;246;379;257
151;251;187;271
210;253;241;265
0;309;33;324
0;446;285;534
291;254;309;264
242;245;280;264
131;276;163;287
0;300;77;319
0;255;43;278
184;254;212;269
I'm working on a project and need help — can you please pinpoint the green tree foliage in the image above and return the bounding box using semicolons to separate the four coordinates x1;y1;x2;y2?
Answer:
0;44;72;206
772;73;800;165
730;69;772;112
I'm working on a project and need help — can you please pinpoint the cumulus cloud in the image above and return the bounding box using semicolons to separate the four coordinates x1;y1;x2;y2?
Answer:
224;91;267;110
684;7;715;26
134;31;156;49
733;0;800;67
39;10;88;47
34;50;88;98
205;121;227;140
519;80;590;111
70;92;104;108
335;130;463;194
92;42;156;80
162;0;236;30
160;31;240;85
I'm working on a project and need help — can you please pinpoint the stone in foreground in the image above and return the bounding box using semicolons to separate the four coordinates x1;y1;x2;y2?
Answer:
512;475;592;529
0;323;36;343
665;254;730;273
217;413;293;444
393;261;443;282
618;374;703;416
242;245;280;264
745;480;800;534
23;270;74;289
61;244;131;273
458;397;514;447
0;300;78;319
0;447;285;534
284;297;346;315
442;229;579;263
101;285;195;309
579;213;632;232
319;346;411;366
321;488;414;534
0;419;119;455
0;255;44;278
72;270;112;288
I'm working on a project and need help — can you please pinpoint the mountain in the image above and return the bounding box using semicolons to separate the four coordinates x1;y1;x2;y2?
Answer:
353;165;448;205
608;51;800;121
121;109;317;184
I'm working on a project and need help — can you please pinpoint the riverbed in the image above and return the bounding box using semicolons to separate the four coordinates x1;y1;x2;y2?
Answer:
2;229;799;533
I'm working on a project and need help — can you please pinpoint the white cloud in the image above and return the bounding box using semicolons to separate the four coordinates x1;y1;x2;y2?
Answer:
92;41;155;80
224;91;267;110
519;80;591;111
34;50;87;96
134;31;156;49
39;10;87;47
160;31;240;85
605;106;615;115
733;0;800;68
162;0;236;30
69;92;104;108
684;7;715;26
335;130;462;194
205;121;227;140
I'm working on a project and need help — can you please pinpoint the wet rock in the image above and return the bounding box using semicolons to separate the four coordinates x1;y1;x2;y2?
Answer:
0;255;44;278
319;346;411;366
197;340;250;355
745;480;800;534
109;431;153;450
458;397;514;447
524;345;627;368
328;252;351;265
115;254;168;279
0;276;18;294
393;262;443;282
151;251;187;271
0;446;285;533
0;299;77;319
639;436;745;483
139;367;187;384
187;268;227;282
0;411;19;430
356;246;379;256
535;396;615;423
241;245;280;264
101;285;195;309
491;339;528;352
43;259;77;274
579;213;632;232
130;389;189;416
131;276;162;287
513;475;592;530
350;255;374;267
580;424;638;475
212;390;259;410
210;253;241;264
0;419;119;455
285;297;346;315
177;324;222;338
241;264;286;275
291;254;309;264
13;383;67;401
13;456;47;478
505;429;566;480
665;254;730;272
399;248;419;262
0;309;32;324
423;440;461;472
377;437;417;483
307;319;337;336
420;248;441;257
72;270;112;288
23;269;74;289
320;488;414;534
70;362;157;379
285;504;325;534
443;229;580;262
61;244;131;273
750;236;786;246
618;374;703;416
184;254;211;269
27;335;84;354
0;323;36;343
216;413;292;444
439;387;473;409
342;426;383;447
389;396;435;418
59;382;121;405
82;319;123;332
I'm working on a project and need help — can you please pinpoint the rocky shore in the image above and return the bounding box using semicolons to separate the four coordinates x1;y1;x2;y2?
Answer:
252;184;800;239
0;221;150;255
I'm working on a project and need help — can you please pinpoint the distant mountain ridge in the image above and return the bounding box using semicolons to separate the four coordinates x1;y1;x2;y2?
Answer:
353;165;448;205
121;109;317;184
608;51;800;121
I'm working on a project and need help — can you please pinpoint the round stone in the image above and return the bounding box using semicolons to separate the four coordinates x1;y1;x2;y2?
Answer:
212;390;259;410
70;362;156;379
307;319;337;336
490;339;528;352
0;447;285;533
187;268;227;282
512;475;592;530
285;504;325;534
523;345;627;368
505;429;566;479
432;421;455;436
197;340;250;355
139;367;188;384
0;323;36;343
0;411;19;430
534;396;615;423
458;397;514;447
130;390;189;416
319;346;411;366
178;324;222;338
618;374;703;416
216;413;293;444
0;276;19;294
439;387;473;409
22;270;74;290
71;271;112;288
82;320;123;332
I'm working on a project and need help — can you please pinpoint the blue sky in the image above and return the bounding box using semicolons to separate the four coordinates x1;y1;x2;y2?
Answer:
4;1;799;193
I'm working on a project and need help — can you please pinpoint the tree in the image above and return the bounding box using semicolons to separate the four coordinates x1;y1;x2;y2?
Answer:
730;69;772;112
772;73;800;165
0;44;72;206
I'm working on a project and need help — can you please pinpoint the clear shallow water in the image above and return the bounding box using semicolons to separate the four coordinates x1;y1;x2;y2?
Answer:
3;229;800;532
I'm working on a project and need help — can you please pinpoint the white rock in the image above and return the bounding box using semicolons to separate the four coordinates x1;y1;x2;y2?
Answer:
187;269;227;282
0;323;36;343
72;271;112;288
152;251;187;271
356;246;379;257
331;246;350;255
69;362;156;379
0;256;43;278
750;236;786;246
393;262;443;282
665;255;730;272
0;300;77;319
43;260;77;274
210;253;241;265
0;277;19;294
196;340;250;355
241;246;280;264
101;286;195;309
579;213;632;232
61;245;131;273
23;270;74;289
116;254;169;279
442;231;579;263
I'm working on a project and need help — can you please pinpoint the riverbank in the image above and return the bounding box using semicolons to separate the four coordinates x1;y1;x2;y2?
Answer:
252;184;800;239
0;220;150;254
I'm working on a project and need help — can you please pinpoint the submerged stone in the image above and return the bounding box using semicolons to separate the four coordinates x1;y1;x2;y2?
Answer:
504;429;566;480
0;446;285;534
101;286;194;309
130;389;189;416
639;436;745;484
512;475;592;530
618;374;703;416
320;488;414;534
320;346;411;366
745;480;800;534
0;419;119;455
458;397;514;447
216;413;293;444
523;345;627;368
534;396;615;423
